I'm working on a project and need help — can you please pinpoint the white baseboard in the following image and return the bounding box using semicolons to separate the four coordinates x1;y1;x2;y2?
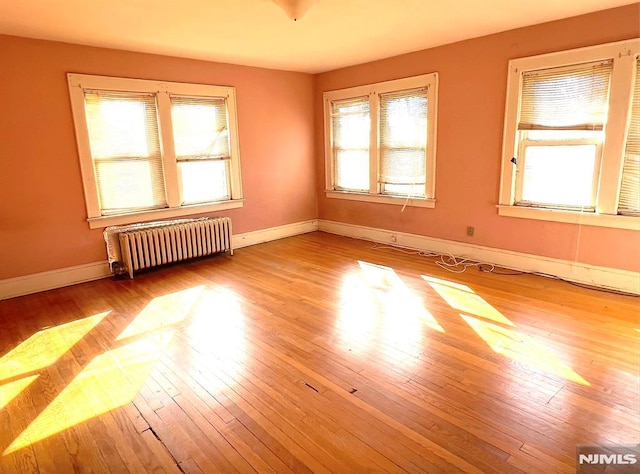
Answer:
4;218;633;299
318;219;640;295
233;219;318;249
0;261;112;301
0;219;320;300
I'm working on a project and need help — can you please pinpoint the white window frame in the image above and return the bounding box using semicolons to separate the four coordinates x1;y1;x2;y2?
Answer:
68;73;243;229
498;39;640;231
323;74;438;208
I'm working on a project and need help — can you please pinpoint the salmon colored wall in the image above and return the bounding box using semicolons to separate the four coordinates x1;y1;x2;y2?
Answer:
0;35;317;279
1;5;638;282
314;4;640;273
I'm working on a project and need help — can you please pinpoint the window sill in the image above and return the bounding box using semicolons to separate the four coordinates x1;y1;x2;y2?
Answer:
497;205;640;230
325;190;435;208
87;200;244;229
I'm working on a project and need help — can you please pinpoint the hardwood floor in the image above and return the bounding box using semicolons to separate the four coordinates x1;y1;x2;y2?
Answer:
0;231;638;473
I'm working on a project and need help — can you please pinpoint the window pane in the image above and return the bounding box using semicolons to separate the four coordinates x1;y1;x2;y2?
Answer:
170;97;230;159
332;99;370;149
84;91;166;214
332;97;370;191
179;160;229;204
87;100;150;158
379;148;426;188
380;93;427;148
520;145;596;208
95;160;164;214
379;90;427;196
335;150;369;191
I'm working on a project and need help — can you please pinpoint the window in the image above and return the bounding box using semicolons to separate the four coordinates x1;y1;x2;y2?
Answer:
324;74;438;208
331;96;370;192
68;74;243;228
498;40;640;230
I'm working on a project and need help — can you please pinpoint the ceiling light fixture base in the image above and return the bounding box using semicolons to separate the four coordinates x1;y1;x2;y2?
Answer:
271;0;319;21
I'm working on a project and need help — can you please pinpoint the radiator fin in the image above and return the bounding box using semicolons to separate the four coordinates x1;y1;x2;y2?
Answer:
117;217;233;278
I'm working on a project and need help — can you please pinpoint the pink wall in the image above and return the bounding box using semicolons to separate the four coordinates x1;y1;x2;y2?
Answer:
314;4;640;273
1;4;638;282
0;35;317;279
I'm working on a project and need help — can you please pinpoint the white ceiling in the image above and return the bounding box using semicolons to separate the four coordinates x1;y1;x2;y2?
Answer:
0;0;634;73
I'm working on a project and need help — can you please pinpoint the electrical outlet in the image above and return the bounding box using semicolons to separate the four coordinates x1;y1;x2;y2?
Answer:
466;226;474;237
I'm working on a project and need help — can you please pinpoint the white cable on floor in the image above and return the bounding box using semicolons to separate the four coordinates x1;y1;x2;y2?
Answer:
371;242;495;274
368;238;636;296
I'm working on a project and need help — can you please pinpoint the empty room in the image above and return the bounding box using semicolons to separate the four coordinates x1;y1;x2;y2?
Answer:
0;0;639;472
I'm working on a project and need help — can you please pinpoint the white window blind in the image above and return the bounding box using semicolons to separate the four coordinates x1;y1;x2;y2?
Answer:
519;60;613;131
619;59;640;216
84;91;167;215
170;96;231;204
379;88;428;196
331;97;370;192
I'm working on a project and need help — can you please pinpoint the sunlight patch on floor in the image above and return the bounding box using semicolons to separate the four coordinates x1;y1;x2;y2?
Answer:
3;331;175;455
117;286;204;340
182;287;250;393
3;285;205;455
358;261;444;333
0;312;110;381
423;275;515;326
186;288;246;354
461;314;590;386
422;274;590;386
336;261;444;363
336;272;379;349
0;375;38;410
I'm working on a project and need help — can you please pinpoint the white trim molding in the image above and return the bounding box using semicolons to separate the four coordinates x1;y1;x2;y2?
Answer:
233;219;318;249
0;219;319;300
87;200;244;229
0;262;112;301
326;191;435;208
318;219;640;295
497;205;640;230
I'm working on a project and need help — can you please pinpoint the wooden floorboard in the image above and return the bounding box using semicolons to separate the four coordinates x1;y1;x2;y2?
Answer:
0;231;638;473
